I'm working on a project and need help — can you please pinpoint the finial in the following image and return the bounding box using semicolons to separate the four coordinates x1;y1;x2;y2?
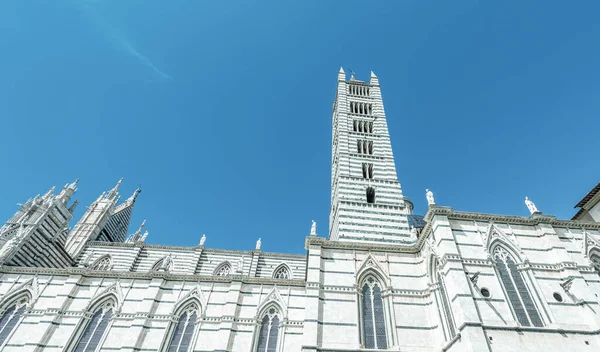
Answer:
140;231;149;242
126;187;142;204
370;71;377;78
68;200;79;213
339;67;345;74
69;178;79;190
137;220;146;234
43;186;56;199
108;178;123;199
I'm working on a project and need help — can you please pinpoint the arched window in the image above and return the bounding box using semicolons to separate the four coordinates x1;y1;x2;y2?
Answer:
90;255;112;271
166;303;199;352
0;295;28;346
256;307;280;352
273;265;290;279
493;246;543;327
214;262;232;276
73;299;114;352
361;276;387;349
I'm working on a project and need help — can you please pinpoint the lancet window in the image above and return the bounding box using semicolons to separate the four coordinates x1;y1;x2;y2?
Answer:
256;307;280;352
73;300;114;352
360;276;387;349
0;296;28;346
166;303;199;352
492;246;543;327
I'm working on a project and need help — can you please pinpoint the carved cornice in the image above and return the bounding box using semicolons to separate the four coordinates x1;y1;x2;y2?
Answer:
0;266;307;286
85;241;304;259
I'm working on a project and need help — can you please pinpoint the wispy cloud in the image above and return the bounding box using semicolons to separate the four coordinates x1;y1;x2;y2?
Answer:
80;1;172;82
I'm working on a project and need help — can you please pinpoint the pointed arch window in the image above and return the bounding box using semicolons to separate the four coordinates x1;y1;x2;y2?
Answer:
493;246;543;327
0;296;28;346
256;307;280;352
214;262;232;276
273;265;290;279
361;276;387;349
73;300;114;352
166;303;199;352
90;255;112;271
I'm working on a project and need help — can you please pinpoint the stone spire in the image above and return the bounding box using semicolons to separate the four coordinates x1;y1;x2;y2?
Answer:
65;180;123;259
369;71;379;86
338;67;346;81
58;179;79;204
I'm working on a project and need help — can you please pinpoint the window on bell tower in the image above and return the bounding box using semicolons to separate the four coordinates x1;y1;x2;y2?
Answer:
362;163;373;179
366;187;375;204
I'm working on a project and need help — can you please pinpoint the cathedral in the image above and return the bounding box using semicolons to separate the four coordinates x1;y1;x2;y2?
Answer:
0;69;599;352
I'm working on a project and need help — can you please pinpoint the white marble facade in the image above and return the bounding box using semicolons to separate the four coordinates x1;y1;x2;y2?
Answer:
0;71;599;352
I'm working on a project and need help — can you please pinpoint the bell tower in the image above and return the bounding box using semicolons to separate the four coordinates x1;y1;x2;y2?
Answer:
329;69;413;244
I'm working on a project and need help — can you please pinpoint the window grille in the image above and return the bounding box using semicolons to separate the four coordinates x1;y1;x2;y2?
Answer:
273;266;290;279
74;300;114;352
493;247;543;327
0;297;28;346
167;304;198;352
256;307;280;352
215;263;232;276
90;255;112;271
361;277;387;349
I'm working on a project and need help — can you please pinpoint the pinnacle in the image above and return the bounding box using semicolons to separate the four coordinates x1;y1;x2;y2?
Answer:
370;71;377;78
339;67;345;74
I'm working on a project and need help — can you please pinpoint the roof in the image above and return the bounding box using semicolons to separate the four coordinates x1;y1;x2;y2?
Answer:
575;182;600;208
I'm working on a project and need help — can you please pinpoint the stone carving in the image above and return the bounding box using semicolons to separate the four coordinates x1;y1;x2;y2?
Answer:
199;234;206;246
161;254;173;271
409;227;418;241
525;196;538;214
310;220;317;236
426;189;435;205
256;238;261;250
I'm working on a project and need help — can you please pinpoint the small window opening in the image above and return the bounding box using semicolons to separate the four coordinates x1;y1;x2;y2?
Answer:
353;120;358;132
553;292;563;302
366;187;375;204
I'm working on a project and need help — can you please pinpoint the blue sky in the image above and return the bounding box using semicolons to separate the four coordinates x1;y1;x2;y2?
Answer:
1;1;599;254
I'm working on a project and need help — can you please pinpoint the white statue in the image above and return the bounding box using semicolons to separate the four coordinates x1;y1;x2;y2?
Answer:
236;256;245;273
256;238;262;250
140;231;149;242
199;234;206;246
525;196;538;214
426;189;435;205
409;227;418;241
161;254;172;271
310;220;317;236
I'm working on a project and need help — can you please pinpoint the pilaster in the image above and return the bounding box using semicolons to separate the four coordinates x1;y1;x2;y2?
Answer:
302;237;323;351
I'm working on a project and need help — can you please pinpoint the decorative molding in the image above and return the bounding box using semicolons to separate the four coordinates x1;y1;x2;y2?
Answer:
256;286;288;319
1;276;41;309
172;284;208;317
88;280;124;312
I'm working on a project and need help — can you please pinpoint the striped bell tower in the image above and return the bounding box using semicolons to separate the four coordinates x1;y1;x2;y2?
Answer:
329;68;414;244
